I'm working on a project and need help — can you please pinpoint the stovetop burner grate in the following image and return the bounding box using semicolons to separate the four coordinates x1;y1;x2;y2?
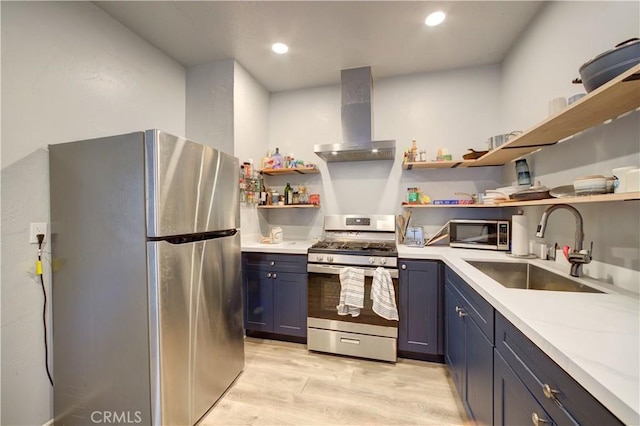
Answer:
309;240;398;255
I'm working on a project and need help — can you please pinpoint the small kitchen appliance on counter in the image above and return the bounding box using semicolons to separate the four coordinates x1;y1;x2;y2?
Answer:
405;226;425;247
449;219;510;251
307;214;398;362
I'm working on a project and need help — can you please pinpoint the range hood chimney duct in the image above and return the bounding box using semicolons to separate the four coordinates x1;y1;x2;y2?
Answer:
314;66;395;162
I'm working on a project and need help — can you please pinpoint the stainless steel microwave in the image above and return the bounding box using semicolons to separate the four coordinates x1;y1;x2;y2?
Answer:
449;219;510;251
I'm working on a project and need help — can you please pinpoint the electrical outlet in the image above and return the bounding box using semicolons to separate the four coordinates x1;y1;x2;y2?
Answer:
30;222;48;244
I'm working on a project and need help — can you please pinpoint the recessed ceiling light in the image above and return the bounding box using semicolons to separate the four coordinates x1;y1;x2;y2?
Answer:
271;42;289;54
331;151;337;155
425;11;446;27
372;149;379;153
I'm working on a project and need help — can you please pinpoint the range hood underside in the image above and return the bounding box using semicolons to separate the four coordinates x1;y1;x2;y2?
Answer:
314;140;395;162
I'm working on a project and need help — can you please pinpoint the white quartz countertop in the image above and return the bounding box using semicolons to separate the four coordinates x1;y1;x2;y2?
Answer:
398;246;639;425
241;239;314;255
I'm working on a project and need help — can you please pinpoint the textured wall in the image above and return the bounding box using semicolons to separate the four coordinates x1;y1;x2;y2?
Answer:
186;59;235;155
233;62;271;239
499;1;640;291
266;65;504;239
1;2;185;424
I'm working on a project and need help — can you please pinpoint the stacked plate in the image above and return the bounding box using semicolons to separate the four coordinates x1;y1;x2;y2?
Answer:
481;185;530;204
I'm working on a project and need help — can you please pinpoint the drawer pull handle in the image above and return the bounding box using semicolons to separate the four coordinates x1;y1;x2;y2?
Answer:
267;273;272;278
270;261;275;266
401;264;407;270
458;310;467;318
542;384;559;400
340;338;360;345
531;412;549;425
272;273;277;279
455;306;462;312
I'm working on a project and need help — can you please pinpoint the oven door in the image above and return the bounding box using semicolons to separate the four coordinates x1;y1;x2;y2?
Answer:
307;264;399;329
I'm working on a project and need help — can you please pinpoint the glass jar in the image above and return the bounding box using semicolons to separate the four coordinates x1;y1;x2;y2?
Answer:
516;159;531;185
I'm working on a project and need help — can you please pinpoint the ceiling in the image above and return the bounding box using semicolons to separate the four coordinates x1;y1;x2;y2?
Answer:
94;1;546;92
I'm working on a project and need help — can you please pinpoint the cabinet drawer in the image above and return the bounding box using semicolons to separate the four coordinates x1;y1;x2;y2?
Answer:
445;267;494;344
495;312;622;426
307;327;397;362
242;253;307;273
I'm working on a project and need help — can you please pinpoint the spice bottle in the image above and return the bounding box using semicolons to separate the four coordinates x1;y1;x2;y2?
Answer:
284;182;293;205
410;139;418;162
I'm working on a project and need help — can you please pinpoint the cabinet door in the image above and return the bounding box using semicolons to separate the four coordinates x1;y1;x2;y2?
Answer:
494;350;554;426
444;284;465;395
466;313;494;426
273;272;308;338
243;269;274;332
398;260;441;355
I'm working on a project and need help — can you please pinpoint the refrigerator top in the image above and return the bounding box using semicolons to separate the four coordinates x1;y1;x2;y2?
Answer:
145;130;239;238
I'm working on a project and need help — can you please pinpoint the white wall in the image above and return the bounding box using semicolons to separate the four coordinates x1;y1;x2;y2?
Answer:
267;65;505;238
498;1;640;291
186;59;235;155
1;2;186;425
233;61;271;239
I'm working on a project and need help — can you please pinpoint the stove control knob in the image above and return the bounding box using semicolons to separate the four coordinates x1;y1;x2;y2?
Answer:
380;258;387;265
327;255;334;263
369;257;376;264
317;255;324;262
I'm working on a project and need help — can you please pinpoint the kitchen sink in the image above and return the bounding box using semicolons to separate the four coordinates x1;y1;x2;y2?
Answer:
466;261;603;293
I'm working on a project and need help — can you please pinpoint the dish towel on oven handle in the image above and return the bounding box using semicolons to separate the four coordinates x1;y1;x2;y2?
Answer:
371;267;399;321
337;267;365;317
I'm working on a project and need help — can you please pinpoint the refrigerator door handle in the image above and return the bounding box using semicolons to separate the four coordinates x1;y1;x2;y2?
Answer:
148;229;237;244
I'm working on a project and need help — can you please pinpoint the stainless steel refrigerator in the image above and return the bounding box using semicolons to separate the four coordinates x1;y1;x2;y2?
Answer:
49;130;244;425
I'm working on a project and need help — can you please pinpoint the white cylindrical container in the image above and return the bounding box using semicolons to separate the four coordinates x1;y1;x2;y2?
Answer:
270;226;283;244
548;97;567;116
613;166;636;193
624;168;640;193
511;214;529;256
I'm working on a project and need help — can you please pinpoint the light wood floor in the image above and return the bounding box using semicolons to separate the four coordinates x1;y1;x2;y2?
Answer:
200;337;469;426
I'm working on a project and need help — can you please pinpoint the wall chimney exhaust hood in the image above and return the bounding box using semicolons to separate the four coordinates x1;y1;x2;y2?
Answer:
314;66;395;162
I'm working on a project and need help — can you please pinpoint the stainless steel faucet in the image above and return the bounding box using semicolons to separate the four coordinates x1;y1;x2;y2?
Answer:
536;204;592;277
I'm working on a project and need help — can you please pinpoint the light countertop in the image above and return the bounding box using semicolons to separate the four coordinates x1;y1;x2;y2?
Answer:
241;241;639;424
241;239;314;255
398;246;639;425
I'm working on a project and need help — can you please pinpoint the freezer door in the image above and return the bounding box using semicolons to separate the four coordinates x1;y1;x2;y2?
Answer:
147;233;244;425
145;129;239;237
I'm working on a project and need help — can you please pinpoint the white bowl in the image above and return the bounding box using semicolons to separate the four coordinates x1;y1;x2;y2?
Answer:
573;175;607;195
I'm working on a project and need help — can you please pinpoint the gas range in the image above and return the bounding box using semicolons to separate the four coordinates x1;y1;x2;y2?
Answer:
306;214;400;363
307;214;398;268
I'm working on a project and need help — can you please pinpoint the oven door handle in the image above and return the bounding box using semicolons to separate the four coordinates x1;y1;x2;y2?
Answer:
307;263;399;279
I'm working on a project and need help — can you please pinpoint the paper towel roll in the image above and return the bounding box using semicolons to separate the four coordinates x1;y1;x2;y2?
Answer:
512;214;529;256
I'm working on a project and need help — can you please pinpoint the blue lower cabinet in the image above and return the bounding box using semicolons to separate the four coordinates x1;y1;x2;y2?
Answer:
242;253;307;340
444;285;465;391
398;260;443;357
273;271;307;337
244;269;274;332
465;317;494;425
444;267;494;425
494;349;552;426
495;312;623;426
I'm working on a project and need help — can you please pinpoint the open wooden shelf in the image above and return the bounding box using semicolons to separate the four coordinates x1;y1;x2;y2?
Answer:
402;192;640;208
261;167;320;176
257;204;320;209
402;64;640;170
403;160;477;169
